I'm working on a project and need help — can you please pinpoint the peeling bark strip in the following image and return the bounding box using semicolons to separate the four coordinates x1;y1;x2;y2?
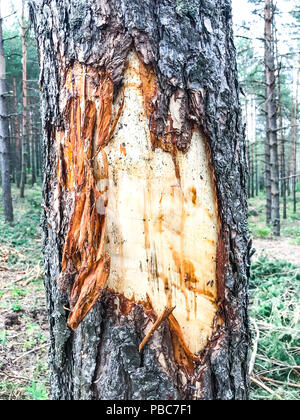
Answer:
30;0;250;400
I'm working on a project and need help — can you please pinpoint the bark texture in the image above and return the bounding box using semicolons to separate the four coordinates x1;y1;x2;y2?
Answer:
0;5;13;223
264;0;280;235
20;0;28;198
30;0;250;400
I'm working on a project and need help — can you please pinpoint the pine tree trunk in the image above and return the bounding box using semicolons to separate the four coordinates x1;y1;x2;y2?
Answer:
277;65;287;219
255;141;259;196
290;54;299;214
264;0;280;235
30;0;250;400
12;77;21;187
30;107;36;186
20;0;28;198
0;4;13;223
264;84;272;224
35;104;40;178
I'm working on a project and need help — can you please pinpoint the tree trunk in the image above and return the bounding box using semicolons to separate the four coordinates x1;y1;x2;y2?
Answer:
274;27;287;219
277;65;287;219
264;0;280;235
290;54;299;214
30;0;250;401
264;82;272;224
255;140;259;196
0;3;13;223
12;77;21;187
29;101;36;186
34;104;41;178
20;0;28;198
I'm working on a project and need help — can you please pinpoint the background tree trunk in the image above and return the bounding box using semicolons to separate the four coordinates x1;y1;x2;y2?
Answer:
12;77;21;188
30;0;250;400
0;2;13;223
264;0;280;236
290;54;299;214
20;0;28;198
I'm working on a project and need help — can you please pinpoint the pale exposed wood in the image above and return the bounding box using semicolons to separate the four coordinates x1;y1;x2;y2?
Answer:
98;52;220;354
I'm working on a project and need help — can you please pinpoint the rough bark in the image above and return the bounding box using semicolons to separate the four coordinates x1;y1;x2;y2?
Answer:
264;81;272;224
30;0;250;400
12;77;21;187
0;4;13;223
276;64;287;219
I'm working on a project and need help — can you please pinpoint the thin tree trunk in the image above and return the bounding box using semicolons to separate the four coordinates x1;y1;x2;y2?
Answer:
28;99;36;186
20;0;27;198
0;2;13;223
30;0;250;401
274;25;287;219
265;0;280;235
255;140;259;196
290;54;299;214
264;89;272;224
35;105;40;178
12;77;21;187
277;65;287;219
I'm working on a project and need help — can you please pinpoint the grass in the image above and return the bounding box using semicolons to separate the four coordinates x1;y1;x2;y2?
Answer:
0;184;42;269
248;188;300;240
0;183;48;400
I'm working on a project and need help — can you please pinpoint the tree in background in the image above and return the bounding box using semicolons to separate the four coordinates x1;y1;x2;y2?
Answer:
235;0;299;232
0;0;41;208
264;0;280;236
0;1;13;223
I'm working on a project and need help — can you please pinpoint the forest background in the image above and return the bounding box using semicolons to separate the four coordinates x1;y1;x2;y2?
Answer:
0;0;299;400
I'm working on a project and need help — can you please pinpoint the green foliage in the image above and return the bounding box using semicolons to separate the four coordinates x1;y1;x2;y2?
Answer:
250;257;300;400
256;226;272;238
0;330;8;347
24;382;48;400
10;303;23;312
23;321;47;351
0;185;42;268
3;15;40;107
248;193;300;240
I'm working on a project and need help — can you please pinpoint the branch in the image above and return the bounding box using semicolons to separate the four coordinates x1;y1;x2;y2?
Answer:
2;11;17;20
280;174;300;181
139;306;176;353
3;35;19;42
249;318;260;376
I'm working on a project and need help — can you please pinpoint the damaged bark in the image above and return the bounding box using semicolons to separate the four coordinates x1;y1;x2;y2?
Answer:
30;0;250;400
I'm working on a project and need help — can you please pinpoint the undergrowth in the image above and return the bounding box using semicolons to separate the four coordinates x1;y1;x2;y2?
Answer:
0;185;42;269
249;256;300;400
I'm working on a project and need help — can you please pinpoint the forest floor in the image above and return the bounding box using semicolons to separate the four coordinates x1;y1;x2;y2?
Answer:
0;185;299;400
